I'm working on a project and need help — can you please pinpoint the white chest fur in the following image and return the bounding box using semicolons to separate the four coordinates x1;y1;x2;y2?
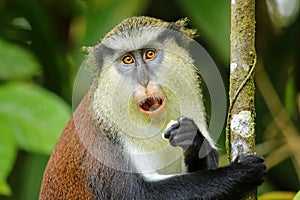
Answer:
123;136;187;181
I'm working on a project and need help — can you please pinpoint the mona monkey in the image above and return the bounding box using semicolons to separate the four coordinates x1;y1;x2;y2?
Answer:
39;16;266;200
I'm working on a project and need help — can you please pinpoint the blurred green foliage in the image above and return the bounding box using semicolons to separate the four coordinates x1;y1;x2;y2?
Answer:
177;0;230;63
294;191;300;200
0;0;299;199
0;39;41;81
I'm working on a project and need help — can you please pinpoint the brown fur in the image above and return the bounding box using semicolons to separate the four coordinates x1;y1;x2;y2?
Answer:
39;96;94;199
39;85;132;199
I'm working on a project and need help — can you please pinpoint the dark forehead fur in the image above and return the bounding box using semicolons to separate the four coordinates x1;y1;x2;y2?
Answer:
102;16;197;41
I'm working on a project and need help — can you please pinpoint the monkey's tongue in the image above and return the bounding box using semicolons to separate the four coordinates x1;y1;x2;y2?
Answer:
139;97;163;112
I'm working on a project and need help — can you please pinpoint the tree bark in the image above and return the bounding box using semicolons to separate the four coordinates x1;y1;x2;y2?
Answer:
226;0;257;199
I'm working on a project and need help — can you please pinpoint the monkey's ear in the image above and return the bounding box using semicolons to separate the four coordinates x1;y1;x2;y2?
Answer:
89;43;114;73
81;43;114;75
171;18;197;38
81;46;93;54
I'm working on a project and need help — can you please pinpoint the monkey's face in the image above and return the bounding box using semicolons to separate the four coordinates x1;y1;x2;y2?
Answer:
89;18;205;139
102;36;170;121
94;35;200;124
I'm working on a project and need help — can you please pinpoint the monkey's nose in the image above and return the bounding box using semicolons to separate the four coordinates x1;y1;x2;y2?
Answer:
138;79;150;87
137;65;150;87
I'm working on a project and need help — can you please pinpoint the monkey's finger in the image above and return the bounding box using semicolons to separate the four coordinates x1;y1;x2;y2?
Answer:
175;117;198;135
177;116;197;127
170;131;196;148
163;120;180;139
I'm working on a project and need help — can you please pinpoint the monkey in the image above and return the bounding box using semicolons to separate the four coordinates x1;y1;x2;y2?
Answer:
39;16;266;200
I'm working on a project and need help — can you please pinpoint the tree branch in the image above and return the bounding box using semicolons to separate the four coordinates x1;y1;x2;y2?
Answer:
226;0;257;199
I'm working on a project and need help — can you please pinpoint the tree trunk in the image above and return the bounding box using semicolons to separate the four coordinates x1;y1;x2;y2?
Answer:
226;0;257;199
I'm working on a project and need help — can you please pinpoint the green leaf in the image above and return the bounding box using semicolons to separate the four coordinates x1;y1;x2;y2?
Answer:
0;121;17;196
0;181;12;196
294;190;300;200
176;0;230;64
259;191;296;200
0;83;71;155
0;39;41;81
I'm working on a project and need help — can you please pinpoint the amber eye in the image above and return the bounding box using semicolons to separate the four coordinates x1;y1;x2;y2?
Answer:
122;55;134;65
144;49;156;60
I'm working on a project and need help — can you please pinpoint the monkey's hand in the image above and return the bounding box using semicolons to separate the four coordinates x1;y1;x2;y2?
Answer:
163;116;218;171
163;116;199;150
228;154;266;193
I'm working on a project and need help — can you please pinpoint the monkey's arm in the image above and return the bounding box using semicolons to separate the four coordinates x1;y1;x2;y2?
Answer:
164;116;219;172
143;154;265;200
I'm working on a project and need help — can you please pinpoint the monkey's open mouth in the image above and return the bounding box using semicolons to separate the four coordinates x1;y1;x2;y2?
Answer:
138;96;165;113
134;83;166;117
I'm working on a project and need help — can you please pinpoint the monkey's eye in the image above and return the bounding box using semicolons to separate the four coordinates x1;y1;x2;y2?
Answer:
144;49;156;60
122;54;134;65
